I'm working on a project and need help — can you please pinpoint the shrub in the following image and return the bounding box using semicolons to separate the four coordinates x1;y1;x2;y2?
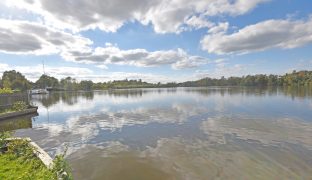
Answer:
7;139;34;159
0;132;10;149
12;101;28;111
0;132;73;179
0;137;56;179
52;146;73;180
0;88;13;94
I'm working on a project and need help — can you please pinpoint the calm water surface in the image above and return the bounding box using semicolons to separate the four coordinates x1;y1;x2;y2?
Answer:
11;87;312;179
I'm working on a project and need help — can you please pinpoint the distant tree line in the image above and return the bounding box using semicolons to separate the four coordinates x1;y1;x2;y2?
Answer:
180;71;312;87
0;70;312;92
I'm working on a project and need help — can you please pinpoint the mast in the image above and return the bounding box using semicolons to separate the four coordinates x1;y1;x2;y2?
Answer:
42;60;46;75
42;60;47;90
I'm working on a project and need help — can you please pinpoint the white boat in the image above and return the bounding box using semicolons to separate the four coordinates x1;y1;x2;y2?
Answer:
30;89;49;95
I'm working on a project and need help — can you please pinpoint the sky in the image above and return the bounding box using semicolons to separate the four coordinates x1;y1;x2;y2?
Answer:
0;0;312;83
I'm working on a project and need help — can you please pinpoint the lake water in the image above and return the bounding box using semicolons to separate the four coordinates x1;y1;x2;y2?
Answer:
9;87;312;179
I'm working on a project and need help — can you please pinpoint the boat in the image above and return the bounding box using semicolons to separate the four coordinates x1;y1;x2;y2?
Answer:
30;89;49;95
46;87;65;92
29;61;50;95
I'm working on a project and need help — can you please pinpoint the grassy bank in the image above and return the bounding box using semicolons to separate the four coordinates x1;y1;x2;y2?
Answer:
0;133;72;180
0;101;28;115
0;151;55;179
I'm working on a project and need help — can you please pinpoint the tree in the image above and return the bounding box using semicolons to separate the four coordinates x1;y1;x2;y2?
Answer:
60;77;80;91
35;74;59;88
1;70;31;91
80;80;93;91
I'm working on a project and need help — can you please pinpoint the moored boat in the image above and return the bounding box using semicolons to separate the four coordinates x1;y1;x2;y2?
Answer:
30;89;49;95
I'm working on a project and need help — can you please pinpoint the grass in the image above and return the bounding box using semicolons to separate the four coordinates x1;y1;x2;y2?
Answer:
0;109;15;115
0;133;72;180
0;118;32;132
0;101;29;115
0;88;13;94
0;152;55;179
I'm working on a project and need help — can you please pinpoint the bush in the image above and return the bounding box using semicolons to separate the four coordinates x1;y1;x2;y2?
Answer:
0;88;13;94
0;132;10;149
0;137;56;179
52;148;73;180
7;139;34;159
0;132;73;179
12;101;28;111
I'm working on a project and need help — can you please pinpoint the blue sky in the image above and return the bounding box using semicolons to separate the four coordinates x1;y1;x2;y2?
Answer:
0;0;312;82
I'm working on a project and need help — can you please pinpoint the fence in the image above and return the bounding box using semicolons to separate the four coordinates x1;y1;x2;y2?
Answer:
0;92;29;111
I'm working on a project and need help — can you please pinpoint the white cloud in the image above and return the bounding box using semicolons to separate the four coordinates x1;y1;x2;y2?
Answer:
207;22;229;34
0;63;191;83
172;56;208;70
96;65;108;70
185;15;215;30
0;63;93;81
5;0;269;33
291;59;312;72
141;0;270;33
19;65;94;81
0;19;92;55
63;44;210;70
201;16;312;54
0;63;9;70
0;18;209;70
78;72;192;83
194;59;247;79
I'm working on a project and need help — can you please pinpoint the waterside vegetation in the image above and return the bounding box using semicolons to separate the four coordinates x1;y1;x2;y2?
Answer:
0;132;72;180
1;70;312;91
0;88;13;94
0;101;28;115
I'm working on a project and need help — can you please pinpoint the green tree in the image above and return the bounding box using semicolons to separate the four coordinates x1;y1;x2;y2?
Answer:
80;80;93;91
1;70;31;91
35;74;59;88
60;77;79;91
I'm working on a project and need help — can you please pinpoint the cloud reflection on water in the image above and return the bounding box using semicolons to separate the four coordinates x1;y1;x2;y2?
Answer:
201;116;312;149
13;87;312;179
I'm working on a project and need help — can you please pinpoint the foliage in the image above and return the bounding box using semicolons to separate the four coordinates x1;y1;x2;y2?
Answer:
0;132;11;149
0;88;13;94
0;70;31;91
0;101;28;115
2;70;312;91
35;74;59;89
60;77;79;91
0;152;55;179
0;136;55;179
0;132;73;179
12;101;28;112
93;79;156;90
179;71;312;87
80;80;93;91
0;118;32;132
6;139;35;159
52;146;73;180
